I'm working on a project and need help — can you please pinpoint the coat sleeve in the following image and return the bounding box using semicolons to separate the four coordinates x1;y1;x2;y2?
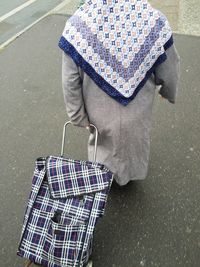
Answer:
154;44;180;103
62;52;89;127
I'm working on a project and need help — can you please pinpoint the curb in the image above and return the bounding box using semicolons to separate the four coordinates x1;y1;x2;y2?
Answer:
0;0;74;52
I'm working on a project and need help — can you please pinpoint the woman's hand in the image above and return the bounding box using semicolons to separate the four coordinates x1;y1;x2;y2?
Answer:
86;125;94;133
86;125;90;130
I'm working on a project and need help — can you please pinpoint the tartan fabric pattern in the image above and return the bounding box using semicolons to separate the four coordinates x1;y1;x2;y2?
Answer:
58;0;173;105
47;156;111;198
17;156;113;267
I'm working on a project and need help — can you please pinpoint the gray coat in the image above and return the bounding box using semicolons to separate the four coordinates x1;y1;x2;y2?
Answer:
62;45;180;185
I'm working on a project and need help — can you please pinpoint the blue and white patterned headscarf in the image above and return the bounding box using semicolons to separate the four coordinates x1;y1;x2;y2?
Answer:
59;0;173;105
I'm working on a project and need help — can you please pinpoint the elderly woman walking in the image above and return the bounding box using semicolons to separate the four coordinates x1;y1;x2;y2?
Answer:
58;0;180;186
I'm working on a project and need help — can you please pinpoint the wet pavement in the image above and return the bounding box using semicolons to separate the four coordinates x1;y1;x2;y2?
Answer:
0;2;200;267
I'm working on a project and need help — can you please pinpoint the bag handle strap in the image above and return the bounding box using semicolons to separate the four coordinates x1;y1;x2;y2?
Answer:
61;121;98;162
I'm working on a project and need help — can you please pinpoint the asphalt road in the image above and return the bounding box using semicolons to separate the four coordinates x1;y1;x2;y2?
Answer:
0;0;26;16
0;0;65;47
0;14;200;267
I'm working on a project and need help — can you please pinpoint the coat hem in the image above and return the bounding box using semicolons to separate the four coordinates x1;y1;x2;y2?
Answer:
114;175;147;186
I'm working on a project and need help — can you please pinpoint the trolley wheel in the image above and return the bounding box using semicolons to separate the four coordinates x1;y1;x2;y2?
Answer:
86;260;93;267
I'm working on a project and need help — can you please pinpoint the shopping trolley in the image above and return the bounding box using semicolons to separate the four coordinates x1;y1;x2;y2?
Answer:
17;121;113;267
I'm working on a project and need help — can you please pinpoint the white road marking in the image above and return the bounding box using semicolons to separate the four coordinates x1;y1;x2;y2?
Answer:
0;0;38;23
0;0;71;51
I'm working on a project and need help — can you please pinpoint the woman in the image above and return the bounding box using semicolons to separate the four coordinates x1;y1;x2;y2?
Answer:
58;0;180;186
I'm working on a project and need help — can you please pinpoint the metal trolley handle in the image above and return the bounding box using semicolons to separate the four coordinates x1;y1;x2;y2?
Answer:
61;121;98;162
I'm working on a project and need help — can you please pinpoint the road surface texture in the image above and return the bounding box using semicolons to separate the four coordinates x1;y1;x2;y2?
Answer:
0;1;200;267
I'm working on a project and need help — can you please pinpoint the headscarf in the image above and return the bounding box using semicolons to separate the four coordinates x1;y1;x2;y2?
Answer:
59;0;173;106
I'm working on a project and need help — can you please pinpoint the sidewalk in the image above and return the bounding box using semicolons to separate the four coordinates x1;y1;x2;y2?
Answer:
150;0;200;36
0;12;200;267
150;0;179;31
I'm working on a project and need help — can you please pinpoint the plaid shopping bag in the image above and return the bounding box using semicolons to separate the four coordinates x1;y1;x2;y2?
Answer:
17;122;113;267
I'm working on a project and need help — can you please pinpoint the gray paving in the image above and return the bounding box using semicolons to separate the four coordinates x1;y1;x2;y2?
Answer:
150;0;200;36
0;0;65;46
0;14;200;267
0;0;26;16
